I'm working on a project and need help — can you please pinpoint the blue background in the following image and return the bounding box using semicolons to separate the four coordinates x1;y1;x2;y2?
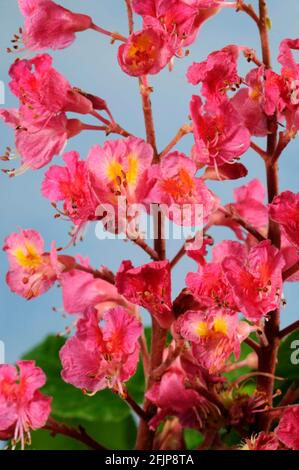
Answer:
1;0;298;363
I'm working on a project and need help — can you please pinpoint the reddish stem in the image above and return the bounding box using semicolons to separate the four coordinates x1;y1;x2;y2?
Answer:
74;263;115;284
125;0;134;34
283;259;299;281
130;237;159;261
135;76;167;450
159;124;193;158
237;1;260;25
279;320;299;340
44;417;106;450
256;0;281;432
91;23;127;42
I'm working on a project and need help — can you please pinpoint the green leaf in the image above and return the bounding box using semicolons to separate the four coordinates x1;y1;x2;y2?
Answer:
183;428;204;450
22;335;138;449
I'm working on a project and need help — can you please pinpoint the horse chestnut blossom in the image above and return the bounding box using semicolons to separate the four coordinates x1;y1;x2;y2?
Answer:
146;152;219;225
275;405;299;450
132;1;235;49
269;191;299;249
187;45;242;103
3;229;60;299
223;240;285;321
118;27;174;77
42;151;98;227
18;0;93;50
116;260;174;328
0;361;52;449
60;307;142;396
175;309;252;373
1;0;299;453
190;96;251;169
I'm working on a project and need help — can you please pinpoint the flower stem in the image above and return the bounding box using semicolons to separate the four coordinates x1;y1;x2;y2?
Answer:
44;417;106;450
91;23;127;43
135;76;167;450
124;0;134;34
279;320;299;340
256;0;281;432
159;124;193;158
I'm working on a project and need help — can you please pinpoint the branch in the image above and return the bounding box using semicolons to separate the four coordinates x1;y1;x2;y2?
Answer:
44;417;106;450
220;206;267;242
159;124;193;158
91;23;127;43
136;74;167;450
279;382;299;406
236;1;260;26
139;333;150;379
139;78;158;158
125;0;134;34
74;263;115;284
283;260;299;281
151;344;183;381
272;131;292;164
129;236;159;261
254;2;281;434
279;320;299;339
250;141;268;161
124;392;149;422
244;337;261;354
170;240;189;270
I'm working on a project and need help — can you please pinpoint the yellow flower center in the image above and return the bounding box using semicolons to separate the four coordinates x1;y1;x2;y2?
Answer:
106;155;138;189
13;242;42;269
213;317;228;336
195;321;210;337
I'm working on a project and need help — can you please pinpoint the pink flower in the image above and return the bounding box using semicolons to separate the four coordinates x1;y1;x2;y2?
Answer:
116;260;174;328
230;86;268;137
222;240;285;322
175;309;251;373
18;0;92;50
280;232;299;282
9;54;92;117
118;27;174;77
210;179;268;245
60;307;142;395
242;432;280;450
232;179;268;229
0;109;83;173
42;151;98;226
190;96;251;169
3;229;60;299
186;261;239;313
187;45;241;104
275;405;299;450
269;191;299;249
60;264;137;317
87;137;154;233
278;38;299;124
185;235;214;265
87;136;153;204
145;152;219;225
0;361;52;449
146;356;216;429
133;0;225;49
